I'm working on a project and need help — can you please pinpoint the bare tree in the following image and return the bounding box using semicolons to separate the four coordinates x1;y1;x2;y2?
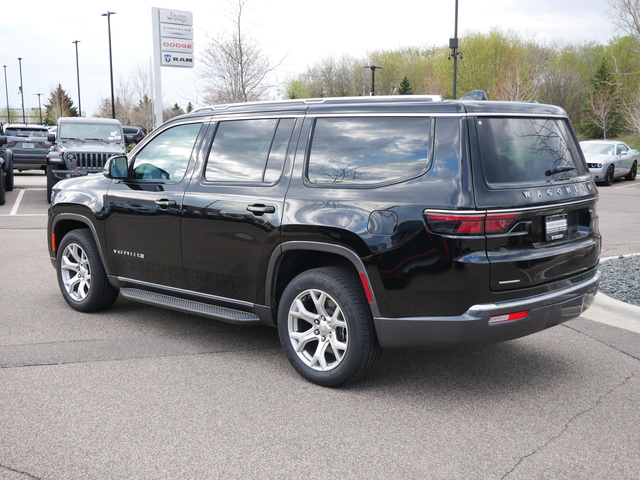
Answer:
621;85;640;134
586;90;618;139
609;0;640;37
97;62;153;127
493;58;538;101
198;0;280;104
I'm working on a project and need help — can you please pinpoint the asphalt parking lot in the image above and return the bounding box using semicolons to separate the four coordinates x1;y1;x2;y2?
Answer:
1;172;639;479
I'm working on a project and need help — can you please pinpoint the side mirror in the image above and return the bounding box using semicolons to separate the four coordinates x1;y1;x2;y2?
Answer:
104;155;129;179
124;134;134;146
0;135;7;146
47;133;56;143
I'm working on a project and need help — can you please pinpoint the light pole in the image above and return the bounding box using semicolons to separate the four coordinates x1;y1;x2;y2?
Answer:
34;93;44;124
102;11;116;119
17;57;25;123
2;65;9;123
363;65;383;96
72;40;82;117
448;0;462;99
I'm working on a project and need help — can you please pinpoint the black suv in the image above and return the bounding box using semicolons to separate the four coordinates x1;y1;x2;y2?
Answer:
47;96;601;386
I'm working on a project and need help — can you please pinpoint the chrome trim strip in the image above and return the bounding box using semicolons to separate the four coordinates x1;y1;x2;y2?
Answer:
423;197;596;216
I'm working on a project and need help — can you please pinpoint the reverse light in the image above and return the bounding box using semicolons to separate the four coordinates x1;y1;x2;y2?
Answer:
488;311;528;325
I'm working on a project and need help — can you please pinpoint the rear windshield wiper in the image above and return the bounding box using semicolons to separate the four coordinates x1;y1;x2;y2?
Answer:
545;166;576;176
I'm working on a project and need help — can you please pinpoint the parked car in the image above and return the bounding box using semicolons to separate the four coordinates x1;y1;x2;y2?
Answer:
46;117;131;202
48;96;601;387
122;126;145;144
580;139;638;186
0;124;51;171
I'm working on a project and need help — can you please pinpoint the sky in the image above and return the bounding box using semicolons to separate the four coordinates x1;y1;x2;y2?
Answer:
0;0;620;120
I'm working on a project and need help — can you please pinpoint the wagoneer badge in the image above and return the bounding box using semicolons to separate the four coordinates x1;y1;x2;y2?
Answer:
522;182;593;199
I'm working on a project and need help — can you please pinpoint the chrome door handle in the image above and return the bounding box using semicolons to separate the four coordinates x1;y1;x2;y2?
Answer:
155;199;177;208
247;204;275;215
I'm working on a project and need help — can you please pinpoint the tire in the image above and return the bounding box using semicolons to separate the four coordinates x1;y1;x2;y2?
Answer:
46;165;58;203
277;267;381;387
0;169;5;206
625;161;637;181
56;229;119;312
603;164;615;186
5;167;14;192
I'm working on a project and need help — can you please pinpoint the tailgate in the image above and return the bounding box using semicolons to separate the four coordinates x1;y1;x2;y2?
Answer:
469;114;601;291
486;200;599;290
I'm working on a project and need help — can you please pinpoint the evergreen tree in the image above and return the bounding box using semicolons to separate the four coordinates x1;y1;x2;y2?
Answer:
43;84;78;125
186;101;194;113
581;58;622;139
398;77;414;95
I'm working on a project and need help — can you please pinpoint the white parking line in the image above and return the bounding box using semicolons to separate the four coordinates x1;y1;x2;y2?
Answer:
0;188;47;217
9;190;26;216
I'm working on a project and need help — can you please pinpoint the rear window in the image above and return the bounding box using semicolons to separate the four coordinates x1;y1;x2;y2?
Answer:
307;117;431;186
476;117;588;186
6;128;48;137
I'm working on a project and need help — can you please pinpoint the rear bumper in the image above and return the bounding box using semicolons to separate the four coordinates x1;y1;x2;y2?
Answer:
374;271;600;349
12;154;48;170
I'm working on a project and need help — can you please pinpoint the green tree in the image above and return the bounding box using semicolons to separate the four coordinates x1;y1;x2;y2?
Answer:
398;77;414;95
43;84;78;125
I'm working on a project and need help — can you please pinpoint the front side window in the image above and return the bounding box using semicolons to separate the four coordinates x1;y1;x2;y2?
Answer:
205;118;294;183
477;117;588;186
131;122;202;182
307;117;431;186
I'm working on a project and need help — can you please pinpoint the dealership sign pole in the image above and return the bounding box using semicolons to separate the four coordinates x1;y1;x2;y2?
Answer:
151;7;194;129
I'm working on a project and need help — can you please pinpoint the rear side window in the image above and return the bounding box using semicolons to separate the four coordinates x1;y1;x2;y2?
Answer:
307;117;431;186
205;118;295;183
476;117;588;186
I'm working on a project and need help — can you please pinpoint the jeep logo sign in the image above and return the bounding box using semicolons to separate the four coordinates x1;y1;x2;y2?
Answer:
159;8;193;26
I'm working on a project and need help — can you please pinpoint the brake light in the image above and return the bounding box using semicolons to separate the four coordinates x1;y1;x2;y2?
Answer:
425;212;521;235
488;310;528;325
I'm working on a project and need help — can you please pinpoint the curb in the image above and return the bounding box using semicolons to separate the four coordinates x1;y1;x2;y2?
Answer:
581;291;640;334
580;254;640;334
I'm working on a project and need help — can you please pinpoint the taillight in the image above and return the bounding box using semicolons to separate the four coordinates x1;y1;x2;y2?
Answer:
425;213;484;235
484;212;520;234
425;211;521;236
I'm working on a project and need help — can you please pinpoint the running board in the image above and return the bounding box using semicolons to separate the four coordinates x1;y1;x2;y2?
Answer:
120;287;261;324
